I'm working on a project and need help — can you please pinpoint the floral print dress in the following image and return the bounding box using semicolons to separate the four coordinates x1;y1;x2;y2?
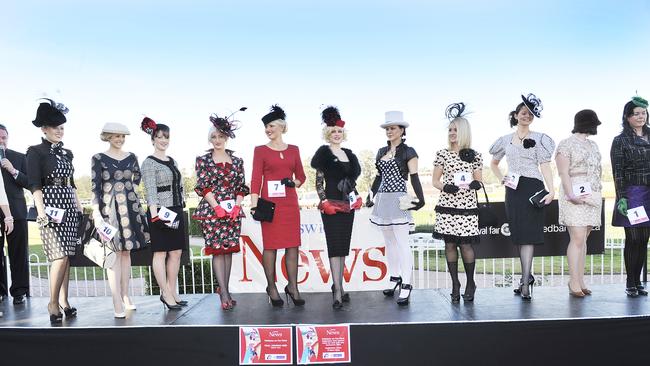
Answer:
192;150;250;255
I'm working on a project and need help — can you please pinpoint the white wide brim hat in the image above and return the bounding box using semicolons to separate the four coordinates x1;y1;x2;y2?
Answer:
101;122;131;135
380;110;409;128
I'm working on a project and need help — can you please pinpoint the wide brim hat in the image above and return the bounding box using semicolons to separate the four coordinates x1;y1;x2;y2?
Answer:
32;99;68;127
521;93;543;118
574;109;602;130
380;110;409;128
101;122;130;135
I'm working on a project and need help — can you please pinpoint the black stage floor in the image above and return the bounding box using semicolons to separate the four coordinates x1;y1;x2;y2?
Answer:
1;284;649;365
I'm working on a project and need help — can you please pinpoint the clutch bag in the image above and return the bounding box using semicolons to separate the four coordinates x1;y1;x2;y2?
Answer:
529;189;549;208
253;197;276;222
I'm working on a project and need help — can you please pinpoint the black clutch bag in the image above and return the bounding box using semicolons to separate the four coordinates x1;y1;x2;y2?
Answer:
476;184;498;229
26;206;37;222
252;198;276;222
529;189;549;208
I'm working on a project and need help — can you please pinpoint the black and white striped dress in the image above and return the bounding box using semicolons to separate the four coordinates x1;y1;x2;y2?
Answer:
41;149;80;261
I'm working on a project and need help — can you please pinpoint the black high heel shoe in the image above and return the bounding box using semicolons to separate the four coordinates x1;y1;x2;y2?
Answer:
266;287;284;307
49;313;63;324
176;300;188;306
383;276;402;297
462;283;476;302
160;295;182;310
514;275;535;295
636;286;649;296
521;283;533;301
450;282;461;303
626;287;639;297
284;286;306;306
59;306;77;318
397;284;412;306
331;284;350;302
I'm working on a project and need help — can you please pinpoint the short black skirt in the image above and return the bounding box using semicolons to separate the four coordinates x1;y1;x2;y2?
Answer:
505;176;545;245
147;206;186;252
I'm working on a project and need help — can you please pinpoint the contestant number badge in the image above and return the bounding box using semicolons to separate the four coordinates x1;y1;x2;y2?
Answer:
44;206;65;223
628;206;649;225
268;180;286;198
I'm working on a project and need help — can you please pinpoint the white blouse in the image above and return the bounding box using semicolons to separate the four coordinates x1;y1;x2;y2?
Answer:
489;131;555;181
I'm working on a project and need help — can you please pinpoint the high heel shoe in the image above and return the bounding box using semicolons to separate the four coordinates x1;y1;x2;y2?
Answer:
568;285;585;298
176;300;188;306
581;288;592;295
124;303;137;310
383;276;402;297
450;282;461;303
266;287;284;307
284;286;306;306
514;275;535;295
60;306;77;318
331;284;350;302
397;284;412;306
521;283;533;301
462;283;476;302
637;286;649;296
221;300;233;311
331;287;344;309
625;287;639;297
114;312;126;318
160;295;182;310
49;313;63;324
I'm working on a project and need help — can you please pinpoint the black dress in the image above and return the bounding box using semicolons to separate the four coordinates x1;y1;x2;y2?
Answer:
311;146;361;258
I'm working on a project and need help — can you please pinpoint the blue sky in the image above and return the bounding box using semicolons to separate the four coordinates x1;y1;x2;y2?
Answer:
1;0;649;177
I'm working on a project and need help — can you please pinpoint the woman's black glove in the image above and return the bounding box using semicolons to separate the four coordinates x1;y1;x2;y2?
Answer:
443;184;460;194
469;180;482;190
151;216;172;230
409;173;425;210
281;178;296;188
365;194;374;208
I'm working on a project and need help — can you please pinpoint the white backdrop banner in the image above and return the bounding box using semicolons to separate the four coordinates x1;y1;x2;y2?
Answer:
230;209;392;293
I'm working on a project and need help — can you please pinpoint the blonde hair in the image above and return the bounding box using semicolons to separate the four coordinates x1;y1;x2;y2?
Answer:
269;119;288;133
100;132;116;142
321;125;347;142
448;117;472;150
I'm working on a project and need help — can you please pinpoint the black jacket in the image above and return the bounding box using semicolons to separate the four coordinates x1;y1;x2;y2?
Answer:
311;145;361;201
26;139;76;193
369;142;418;195
0;149;28;220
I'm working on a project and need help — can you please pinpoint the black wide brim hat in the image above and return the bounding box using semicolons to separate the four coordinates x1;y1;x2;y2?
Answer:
573;109;602;132
32;99;67;127
521;93;543;118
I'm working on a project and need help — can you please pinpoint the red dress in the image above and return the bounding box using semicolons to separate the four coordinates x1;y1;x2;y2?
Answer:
251;145;306;249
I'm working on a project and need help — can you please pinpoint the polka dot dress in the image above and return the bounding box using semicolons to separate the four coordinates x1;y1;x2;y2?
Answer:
91;153;149;251
369;158;412;226
41;151;80;262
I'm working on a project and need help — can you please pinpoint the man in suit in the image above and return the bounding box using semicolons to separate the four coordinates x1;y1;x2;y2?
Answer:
0;124;29;305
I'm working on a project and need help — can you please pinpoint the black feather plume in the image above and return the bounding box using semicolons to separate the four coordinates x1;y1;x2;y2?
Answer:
321;106;341;126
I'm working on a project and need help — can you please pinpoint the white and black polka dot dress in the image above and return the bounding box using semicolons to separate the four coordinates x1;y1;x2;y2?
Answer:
41;151;80;262
369;158;412;226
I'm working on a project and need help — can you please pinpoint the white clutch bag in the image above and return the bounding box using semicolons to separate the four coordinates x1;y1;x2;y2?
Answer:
399;195;418;210
83;238;117;269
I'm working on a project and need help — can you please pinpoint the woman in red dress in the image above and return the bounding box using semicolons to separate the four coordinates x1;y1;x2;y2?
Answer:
251;105;306;306
192;110;249;310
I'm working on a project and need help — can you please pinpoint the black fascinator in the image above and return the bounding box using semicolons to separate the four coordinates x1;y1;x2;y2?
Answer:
521;93;543;118
261;104;286;125
209;107;246;139
445;102;466;121
321;106;345;127
32;98;69;127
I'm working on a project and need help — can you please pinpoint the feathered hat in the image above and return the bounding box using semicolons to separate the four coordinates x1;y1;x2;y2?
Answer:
261;104;286;125
521;93;543;118
32;98;68;127
445;102;467;121
140;117;158;135
209;107;246;138
321;106;345;128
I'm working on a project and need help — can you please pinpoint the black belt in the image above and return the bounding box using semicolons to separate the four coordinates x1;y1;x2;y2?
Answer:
157;185;171;192
42;177;71;187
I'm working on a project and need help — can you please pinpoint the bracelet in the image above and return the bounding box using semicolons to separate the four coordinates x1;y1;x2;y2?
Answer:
36;216;49;226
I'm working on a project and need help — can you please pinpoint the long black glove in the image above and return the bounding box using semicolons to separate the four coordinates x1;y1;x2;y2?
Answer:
281;178;296;188
409;173;425;210
366;174;382;208
469;180;482;190
443;184;460;194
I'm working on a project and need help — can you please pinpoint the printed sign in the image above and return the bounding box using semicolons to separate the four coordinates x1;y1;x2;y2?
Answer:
158;206;177;227
296;325;351;364
97;222;117;241
267;180;287;198
572;182;592;198
44;206;65;223
240;327;293;365
503;172;520;189
453;172;472;188
348;192;357;209
220;199;236;213
628;206;649;225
